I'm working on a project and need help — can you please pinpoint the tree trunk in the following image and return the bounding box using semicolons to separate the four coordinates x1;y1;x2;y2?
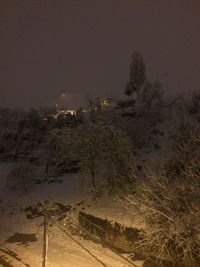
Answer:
45;163;49;174
91;166;97;189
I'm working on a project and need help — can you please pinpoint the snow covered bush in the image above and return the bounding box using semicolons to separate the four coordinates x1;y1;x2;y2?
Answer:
123;116;200;266
124;166;200;266
165;109;200;179
6;161;36;193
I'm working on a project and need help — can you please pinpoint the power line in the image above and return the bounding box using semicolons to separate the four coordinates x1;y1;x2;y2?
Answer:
66;214;138;267
37;201;139;267
55;222;109;267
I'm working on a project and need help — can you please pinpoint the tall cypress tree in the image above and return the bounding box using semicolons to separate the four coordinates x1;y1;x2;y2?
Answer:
125;51;146;98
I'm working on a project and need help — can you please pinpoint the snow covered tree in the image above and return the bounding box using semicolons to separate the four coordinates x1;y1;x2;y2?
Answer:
140;80;163;108
189;91;200;115
48;122;137;194
76;122;136;192
165;110;200;179
45;129;79;175
125;51;146;98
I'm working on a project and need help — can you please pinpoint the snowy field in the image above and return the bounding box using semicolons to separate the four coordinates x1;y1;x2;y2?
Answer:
0;162;144;267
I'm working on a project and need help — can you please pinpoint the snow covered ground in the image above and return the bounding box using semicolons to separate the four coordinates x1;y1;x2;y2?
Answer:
0;162;144;267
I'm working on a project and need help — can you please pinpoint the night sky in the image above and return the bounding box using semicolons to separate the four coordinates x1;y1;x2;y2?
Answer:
1;1;200;109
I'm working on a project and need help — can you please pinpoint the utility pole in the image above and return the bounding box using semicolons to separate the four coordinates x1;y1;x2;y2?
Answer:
42;211;48;267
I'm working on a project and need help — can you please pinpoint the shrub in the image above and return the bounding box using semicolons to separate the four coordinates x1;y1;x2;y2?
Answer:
124;165;200;266
165;109;200;179
123;118;200;266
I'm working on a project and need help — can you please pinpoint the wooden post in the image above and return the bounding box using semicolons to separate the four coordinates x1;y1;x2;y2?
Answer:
42;212;48;267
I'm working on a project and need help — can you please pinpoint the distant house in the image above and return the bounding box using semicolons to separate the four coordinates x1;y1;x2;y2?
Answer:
100;97;117;110
54;109;76;118
41;108;77;121
65;109;76;116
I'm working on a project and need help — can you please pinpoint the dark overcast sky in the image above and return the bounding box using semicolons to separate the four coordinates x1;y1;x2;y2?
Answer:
1;0;200;109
